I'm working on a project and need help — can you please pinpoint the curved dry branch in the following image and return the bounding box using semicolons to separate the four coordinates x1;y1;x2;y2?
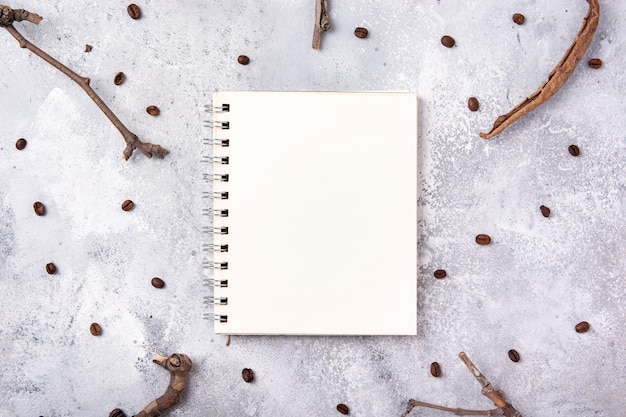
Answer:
109;353;192;417
134;353;193;417
480;0;600;139
1;5;169;160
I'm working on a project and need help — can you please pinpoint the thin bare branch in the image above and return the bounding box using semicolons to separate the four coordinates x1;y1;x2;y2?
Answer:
1;5;168;160
401;399;502;417
459;352;522;417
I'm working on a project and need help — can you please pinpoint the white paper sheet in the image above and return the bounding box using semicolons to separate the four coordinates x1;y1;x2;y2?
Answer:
212;91;417;335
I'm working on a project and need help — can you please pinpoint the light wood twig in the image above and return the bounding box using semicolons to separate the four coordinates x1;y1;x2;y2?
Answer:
312;0;331;50
402;353;523;417
401;399;501;416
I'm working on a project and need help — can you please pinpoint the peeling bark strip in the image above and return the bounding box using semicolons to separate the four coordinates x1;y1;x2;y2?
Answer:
134;354;192;417
480;0;600;139
312;0;331;50
0;5;168;160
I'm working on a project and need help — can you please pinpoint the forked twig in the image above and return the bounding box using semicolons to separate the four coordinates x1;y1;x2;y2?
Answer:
402;352;522;417
1;5;168;160
312;0;331;50
480;0;600;139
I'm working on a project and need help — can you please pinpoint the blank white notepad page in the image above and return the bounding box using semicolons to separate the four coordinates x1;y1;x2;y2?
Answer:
212;91;417;335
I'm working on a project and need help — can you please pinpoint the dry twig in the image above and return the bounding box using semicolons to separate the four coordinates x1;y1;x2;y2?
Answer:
459;352;522;417
109;353;192;417
1;5;169;160
401;352;522;417
312;0;331;50
480;0;600;139
401;399;501;416
134;353;193;417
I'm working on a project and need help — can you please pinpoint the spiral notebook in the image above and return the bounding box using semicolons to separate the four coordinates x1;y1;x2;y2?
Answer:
207;91;418;335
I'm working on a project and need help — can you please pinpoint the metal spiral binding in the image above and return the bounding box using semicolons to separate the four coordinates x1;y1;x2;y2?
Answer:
203;312;228;322
202;101;231;324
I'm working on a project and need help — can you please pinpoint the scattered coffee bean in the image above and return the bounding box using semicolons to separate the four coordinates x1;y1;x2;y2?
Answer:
46;263;57;275
127;4;141;19
33;201;46;216
441;35;455;48
354;27;369;39
121;199;135;211
114;72;125;86
540;205;551;218
15;138;27;150
575;321;590;333
588;58;602;69
568;144;580;157
430;361;441;377
242;368;255;383
508;349;521;362
512;13;525;25
85;44;93;53
468;97;479;112
475;234;491;245
151;277;165;288
434;269;447;279
237;55;250;65
337;403;350;415
109;408;127;417
90;322;102;336
146;105;160;116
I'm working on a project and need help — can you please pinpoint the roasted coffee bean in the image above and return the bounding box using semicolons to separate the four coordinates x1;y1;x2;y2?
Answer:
15;138;27;150
151;277;165;288
237;55;250;65
434;269;447;279
46;263;57;275
468;97;479;112
508;349;521;362
568;144;580;156
114;72;125;85
242;368;255;383
540;205;551;218
430;361;441;377
90;322;102;336
85;44;93;53
109;408;127;417
127;4;141;19
354;27;369;39
33;201;46;216
441;35;455;48
121;199;135;211
512;13;525;25
588;58;602;69
475;234;491;245
575;321;590;333
146;105;160;116
337;403;350;415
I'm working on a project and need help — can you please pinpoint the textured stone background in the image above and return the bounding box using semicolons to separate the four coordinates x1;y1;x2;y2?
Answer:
1;1;624;416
